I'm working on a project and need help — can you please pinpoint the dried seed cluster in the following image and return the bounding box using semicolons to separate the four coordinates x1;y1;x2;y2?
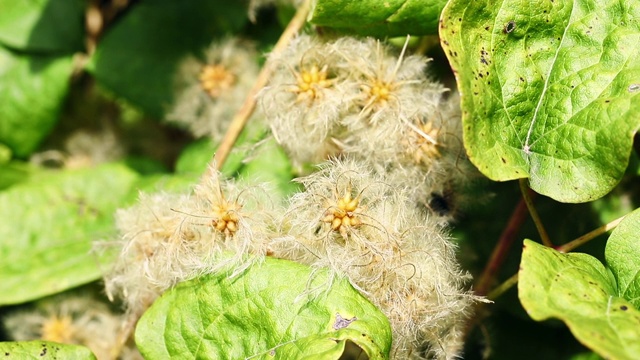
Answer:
101;168;276;318
259;35;475;225
270;158;478;359
321;187;363;238
199;64;236;98
86;32;479;360
166;38;259;141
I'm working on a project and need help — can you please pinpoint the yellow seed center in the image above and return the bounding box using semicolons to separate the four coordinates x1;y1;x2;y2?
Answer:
200;64;236;98
295;65;332;102
368;80;391;103
406;119;441;164
322;192;361;237
212;198;242;237
41;315;75;344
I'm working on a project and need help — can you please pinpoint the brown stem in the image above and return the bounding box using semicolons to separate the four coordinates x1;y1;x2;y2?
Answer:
474;196;528;296
202;0;311;183
519;178;552;247
111;314;138;360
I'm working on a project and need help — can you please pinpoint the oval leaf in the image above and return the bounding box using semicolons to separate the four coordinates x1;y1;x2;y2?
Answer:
309;0;448;36
519;239;640;359
0;48;74;157
0;341;96;360
441;0;640;202
605;208;640;309
0;163;139;305
136;258;392;359
0;0;85;53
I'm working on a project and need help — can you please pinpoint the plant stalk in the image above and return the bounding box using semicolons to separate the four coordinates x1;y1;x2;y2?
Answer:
487;273;518;300
519;178;552;247
556;213;627;253
486;213;628;300
474;196;528;296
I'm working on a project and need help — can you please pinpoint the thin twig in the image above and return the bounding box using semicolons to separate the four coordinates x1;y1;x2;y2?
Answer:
112;313;138;360
202;0;311;183
487;273;518;300
556;214;627;253
474;196;528;296
519;178;552;247
485;213;628;300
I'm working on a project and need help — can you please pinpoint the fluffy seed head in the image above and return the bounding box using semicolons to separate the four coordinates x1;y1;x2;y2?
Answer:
270;157;478;359
338;37;443;127
259;34;357;166
100;167;278;317
167;37;259;140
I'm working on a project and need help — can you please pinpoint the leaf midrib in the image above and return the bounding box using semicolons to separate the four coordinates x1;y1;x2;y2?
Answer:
524;0;576;154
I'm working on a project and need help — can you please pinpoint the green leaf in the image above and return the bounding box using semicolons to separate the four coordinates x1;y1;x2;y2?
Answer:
136;258;392;359
519;229;640;359
441;0;640;202
0;47;74;157
0;0;85;53
175;138;245;179
0;163;139;305
0;161;33;190
309;0;447;36
0;142;11;164
174;138;219;175
0;341;96;360
88;0;247;118
569;352;605;360
239;138;299;200
127;173;199;197
605;209;640;308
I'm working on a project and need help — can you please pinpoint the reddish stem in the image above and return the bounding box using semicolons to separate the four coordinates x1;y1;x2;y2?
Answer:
474;196;529;296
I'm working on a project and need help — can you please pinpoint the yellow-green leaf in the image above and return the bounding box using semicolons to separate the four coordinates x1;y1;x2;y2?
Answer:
136;258;392;359
441;0;640;202
519;209;640;360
